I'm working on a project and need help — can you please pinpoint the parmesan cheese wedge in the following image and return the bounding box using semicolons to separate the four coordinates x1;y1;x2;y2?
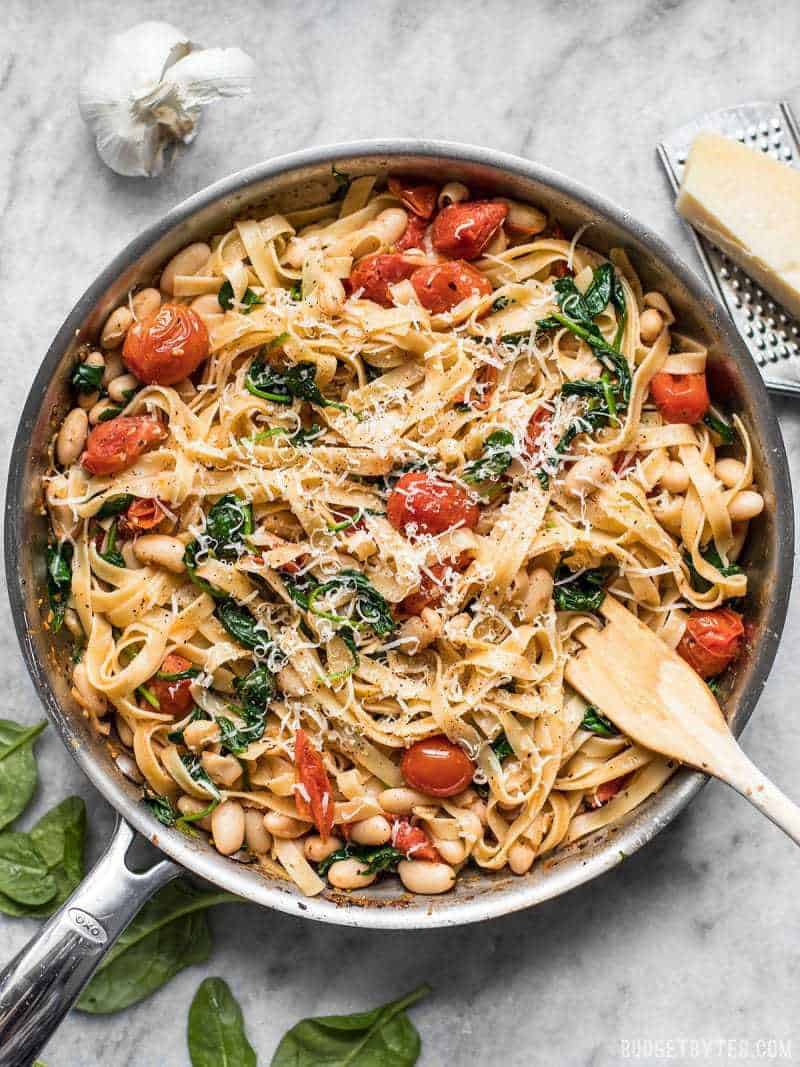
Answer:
676;132;800;318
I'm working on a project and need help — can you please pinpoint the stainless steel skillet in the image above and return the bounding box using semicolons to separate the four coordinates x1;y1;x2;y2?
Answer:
0;140;793;1066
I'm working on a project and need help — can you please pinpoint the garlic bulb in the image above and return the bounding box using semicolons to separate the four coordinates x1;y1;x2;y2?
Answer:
79;21;256;178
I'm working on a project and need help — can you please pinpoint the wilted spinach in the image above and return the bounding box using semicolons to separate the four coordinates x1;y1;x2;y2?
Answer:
71;361;103;394
246;358;349;411
704;410;735;444
462;429;515;487
270;984;431;1067
46;541;73;632
553;565;612;613
188;977;257;1067
216;666;275;754
490;733;514;761
204;494;254;560
216;600;275;655
181;755;222;801
581;706;617;737
685;543;743;593
317;842;405;877
184;541;226;599
308;569;396;638
96;493;134;518
217;280;263;313
99;519;125;568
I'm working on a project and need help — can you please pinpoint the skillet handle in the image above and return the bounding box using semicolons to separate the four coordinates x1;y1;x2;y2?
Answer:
0;816;179;1067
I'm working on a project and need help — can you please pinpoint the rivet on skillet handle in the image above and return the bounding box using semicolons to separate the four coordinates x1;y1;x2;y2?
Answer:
658;99;800;397
0;817;179;1067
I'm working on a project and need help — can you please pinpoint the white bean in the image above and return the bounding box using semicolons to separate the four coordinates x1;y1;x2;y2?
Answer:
184;720;221;752
263;811;308;839
132;287;162;320
303;835;343;863
133;535;186;574
177;795;213;831
200;752;241;788
84;350;105;371
350;815;392;846
107;373;139;404
102;351;124;386
327;858;377;890
564;455;614;497
56;408;88;466
508;841;535;875
160;243;211;295
497;198;547;236
521;567;553;622
728;490;764;522
212;800;245;856
643;291;675;324
660;460;690;494
397;860;456;895
438;181;469;207
378;787;430;815
244;810;273;854
639;307;664;344
433;838;467;865
89;398;120;425
715;457;746;488
652;493;684;532
100;306;133;349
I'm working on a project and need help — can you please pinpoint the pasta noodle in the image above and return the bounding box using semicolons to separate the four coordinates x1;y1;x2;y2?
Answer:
45;173;761;898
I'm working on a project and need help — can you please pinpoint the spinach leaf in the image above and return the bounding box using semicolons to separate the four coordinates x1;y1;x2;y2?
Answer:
99;519;125;568
704;410;735;445
553;565;611;613
290;279;303;301
184;541;226;599
271;984;431;1067
283;571;318;611
205;494;254;561
583;262;614;318
491;295;512;312
156;665;201;682
0;832;57;905
308;569;397;638
490;733;514;762
188;977;257;1067
685;544;742;593
46;541;73;633
71;361;103;394
246;359;349;411
144;794;179;827
216;600;272;653
78;880;239;1014
0;719;47;830
291;423;325;447
317;843;404;877
581;705;617;737
181;755;222;801
0;797;86;917
218;280;263;313
235;665;275;710
96;493;134;518
462;429;515;487
331;164;351;200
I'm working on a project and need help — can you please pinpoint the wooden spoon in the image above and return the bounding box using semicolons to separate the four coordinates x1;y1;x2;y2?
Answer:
564;594;800;843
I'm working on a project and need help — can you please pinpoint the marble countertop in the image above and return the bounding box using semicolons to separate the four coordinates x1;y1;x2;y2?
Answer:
2;1;799;1064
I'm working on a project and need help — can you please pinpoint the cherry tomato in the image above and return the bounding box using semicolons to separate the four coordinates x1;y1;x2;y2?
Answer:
123;303;209;386
399;553;472;616
677;608;744;679
149;653;195;717
387;177;438;219
546;221;572;278
650;372;710;424
588;773;631;809
401;735;476;797
391;817;440;862
431;200;508;260
525;406;552;455
294;729;334;838
410;261;492;314
123;498;165;532
348;253;417;307
613;450;637;476
82;416;167;476
387;471;480;536
395;214;428;251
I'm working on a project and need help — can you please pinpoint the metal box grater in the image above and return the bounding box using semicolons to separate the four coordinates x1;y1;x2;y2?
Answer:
658;100;800;397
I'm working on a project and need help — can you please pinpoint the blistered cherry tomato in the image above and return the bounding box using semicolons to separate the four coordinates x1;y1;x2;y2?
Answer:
401;735;475;798
387;177;438;219
387;471;480;536
348;253;417;306
431;200;508;259
410;261;492;314
399;553;472;615
123;498;165;532
588;773;631;809
677;608;744;679
294;729;334;839
650;372;710;424
123;303;209;386
525;406;552;455
395;214;428;251
391;817;440;861
546;221;572;278
149;653;195;717
82;416;167;476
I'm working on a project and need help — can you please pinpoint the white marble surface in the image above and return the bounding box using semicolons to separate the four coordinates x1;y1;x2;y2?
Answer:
2;1;800;1064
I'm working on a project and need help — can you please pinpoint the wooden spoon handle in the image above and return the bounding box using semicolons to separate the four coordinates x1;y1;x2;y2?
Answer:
711;741;800;847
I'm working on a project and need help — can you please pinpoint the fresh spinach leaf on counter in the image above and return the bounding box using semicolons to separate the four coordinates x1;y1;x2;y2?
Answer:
581;705;617;737
0;796;86;918
462;429;515;487
205;494;254;560
553;565;612;613
188;977;257;1067
78;880;240;1014
270;984;431;1067
0;832;57;906
46;541;73;633
0;718;47;830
